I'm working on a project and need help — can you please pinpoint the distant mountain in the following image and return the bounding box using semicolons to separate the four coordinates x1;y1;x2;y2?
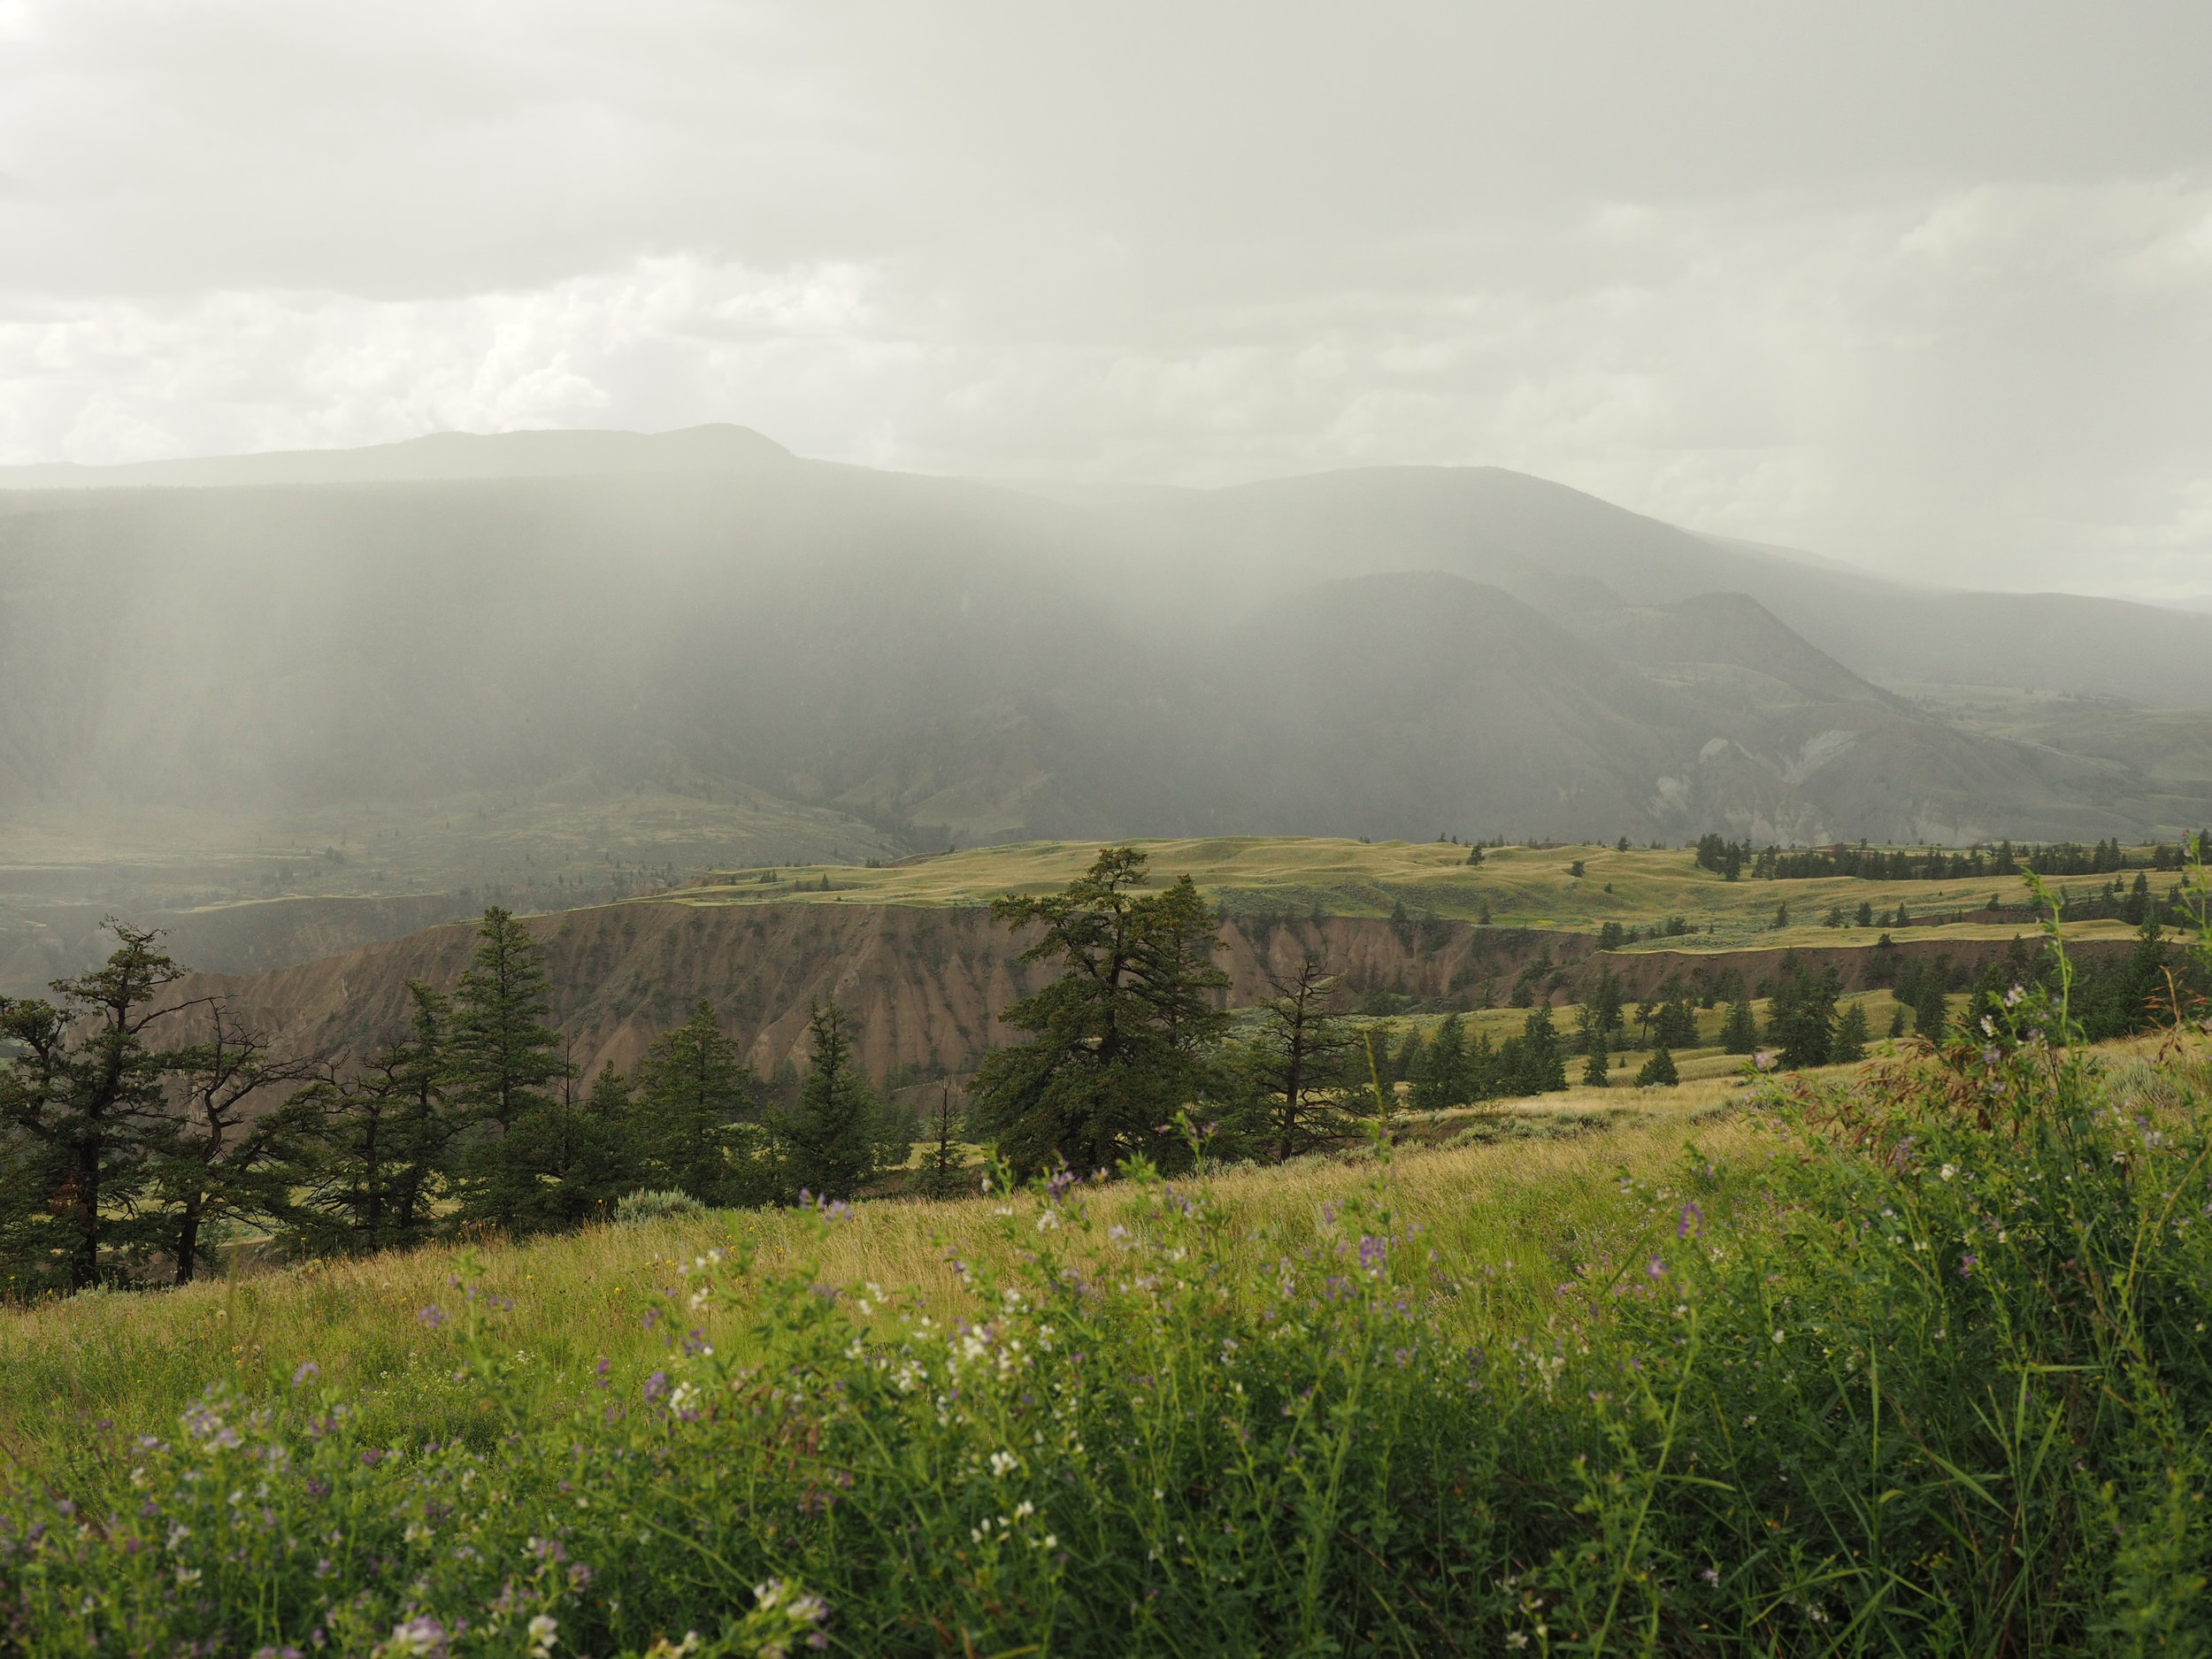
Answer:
0;435;2200;851
0;422;792;490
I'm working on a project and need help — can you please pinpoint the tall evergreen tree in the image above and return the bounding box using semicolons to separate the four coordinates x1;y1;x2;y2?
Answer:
634;1002;758;1202
0;924;186;1290
1914;976;1951;1041
1767;954;1839;1070
1634;1046;1679;1087
1582;1033;1610;1087
1248;958;1363;1159
447;908;579;1228
1512;1004;1569;1094
968;848;1228;1175
1831;1002;1870;1064
1409;1012;1467;1114
284;983;457;1256
1719;999;1759;1055
780;1000;879;1201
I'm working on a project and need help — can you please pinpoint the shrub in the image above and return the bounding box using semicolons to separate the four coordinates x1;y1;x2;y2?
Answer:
612;1188;708;1226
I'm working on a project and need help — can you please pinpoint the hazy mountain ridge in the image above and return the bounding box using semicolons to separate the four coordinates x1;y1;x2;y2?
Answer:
0;429;2202;878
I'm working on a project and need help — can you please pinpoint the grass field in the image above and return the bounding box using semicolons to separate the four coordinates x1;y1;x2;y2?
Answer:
661;833;2148;955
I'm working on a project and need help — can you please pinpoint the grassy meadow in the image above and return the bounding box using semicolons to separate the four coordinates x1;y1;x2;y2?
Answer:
668;833;2142;953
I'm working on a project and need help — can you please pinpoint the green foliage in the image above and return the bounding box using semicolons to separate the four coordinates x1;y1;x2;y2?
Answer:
1832;1000;1870;1064
633;1002;759;1204
1765;949;1840;1069
1632;1044;1678;1087
778;1001;885;1202
26;955;2212;1654
446;908;580;1229
1240;957;1364;1159
968;847;1228;1176
0;923;186;1291
283;982;457;1258
1718;998;1758;1055
612;1187;707;1226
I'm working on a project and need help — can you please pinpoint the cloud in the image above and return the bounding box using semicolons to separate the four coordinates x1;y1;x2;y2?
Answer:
0;2;2208;603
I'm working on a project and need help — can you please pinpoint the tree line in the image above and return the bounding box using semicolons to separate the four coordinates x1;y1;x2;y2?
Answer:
1695;833;2210;884
0;910;910;1295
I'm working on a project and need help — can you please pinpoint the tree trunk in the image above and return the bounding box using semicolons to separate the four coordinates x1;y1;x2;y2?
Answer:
173;1197;204;1286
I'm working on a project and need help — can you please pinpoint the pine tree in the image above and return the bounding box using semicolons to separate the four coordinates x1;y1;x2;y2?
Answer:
1887;1003;1907;1040
918;1083;970;1199
1719;999;1758;1055
284;982;457;1257
1514;1005;1569;1094
447;908;579;1228
1634;1046;1678;1087
634;1002;758;1202
1248;957;1363;1159
0;924;187;1291
968;848;1227;1175
1915;976;1951;1041
780;1001;879;1202
1410;1013;1466;1114
1832;1002;1870;1064
1582;1035;1610;1087
1855;901;1874;926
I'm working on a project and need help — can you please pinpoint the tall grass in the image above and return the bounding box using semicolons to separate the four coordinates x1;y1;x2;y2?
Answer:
8;990;2212;1652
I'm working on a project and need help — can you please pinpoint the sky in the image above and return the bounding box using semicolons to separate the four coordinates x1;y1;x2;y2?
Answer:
1;1;2208;603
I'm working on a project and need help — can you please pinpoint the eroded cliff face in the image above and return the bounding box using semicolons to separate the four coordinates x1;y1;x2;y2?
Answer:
169;902;1587;1078
168;898;2127;1080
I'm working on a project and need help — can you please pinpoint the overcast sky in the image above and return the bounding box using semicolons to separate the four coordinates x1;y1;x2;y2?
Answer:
2;2;2208;602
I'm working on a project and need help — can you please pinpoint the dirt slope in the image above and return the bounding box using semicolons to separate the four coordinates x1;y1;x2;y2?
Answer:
168;898;2139;1081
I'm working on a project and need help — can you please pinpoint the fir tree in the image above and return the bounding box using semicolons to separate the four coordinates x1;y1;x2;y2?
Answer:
1886;1003;1907;1040
1634;1046;1678;1087
780;1001;880;1202
0;923;188;1291
1410;1013;1466;1114
1582;1035;1610;1087
918;1083;969;1199
1514;1004;1569;1094
1832;1002;1870;1064
967;848;1227;1176
1719;999;1759;1055
447;908;580;1229
634;1002;758;1202
1248;957;1363;1159
284;982;457;1257
1914;976;1951;1041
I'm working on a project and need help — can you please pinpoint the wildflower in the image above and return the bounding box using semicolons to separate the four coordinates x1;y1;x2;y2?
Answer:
1700;1566;1720;1586
1958;1253;1978;1277
377;1617;449;1657
417;1306;446;1330
1677;1203;1703;1239
989;1450;1019;1478
1939;1164;1955;1181
1506;1635;1529;1650
1753;1049;1778;1072
527;1614;559;1656
292;1361;320;1386
1772;1328;1786;1345
1647;1256;1664;1280
643;1371;669;1402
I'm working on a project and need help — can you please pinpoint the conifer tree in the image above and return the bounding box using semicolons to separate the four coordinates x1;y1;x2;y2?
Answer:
634;1001;758;1202
1582;1035;1609;1087
145;1007;311;1284
918;1082;969;1199
1513;1004;1569;1094
0;923;187;1290
284;982;457;1257
1634;1046;1678;1087
968;847;1227;1175
1719;999;1759;1055
780;1000;879;1202
1915;976;1951;1041
1248;957;1363;1159
1410;1012;1466;1114
447;908;580;1228
1832;1002;1870;1064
